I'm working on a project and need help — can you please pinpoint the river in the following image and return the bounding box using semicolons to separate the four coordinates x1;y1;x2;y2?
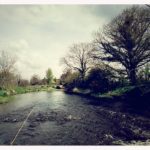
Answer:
0;90;149;145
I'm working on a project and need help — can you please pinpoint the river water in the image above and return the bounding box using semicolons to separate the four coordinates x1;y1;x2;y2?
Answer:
0;90;149;145
0;90;114;145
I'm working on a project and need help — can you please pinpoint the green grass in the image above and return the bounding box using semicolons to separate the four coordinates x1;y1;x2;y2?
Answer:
0;90;6;97
15;85;54;94
0;90;10;97
0;96;11;104
71;86;136;99
15;87;27;94
0;85;54;104
100;86;135;98
88;86;136;99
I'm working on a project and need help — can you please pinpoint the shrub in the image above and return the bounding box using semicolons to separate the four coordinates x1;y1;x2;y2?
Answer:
86;67;113;93
60;70;80;90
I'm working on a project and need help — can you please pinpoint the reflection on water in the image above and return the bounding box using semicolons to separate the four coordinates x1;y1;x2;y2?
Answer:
0;90;128;145
0;91;81;115
0;91;68;114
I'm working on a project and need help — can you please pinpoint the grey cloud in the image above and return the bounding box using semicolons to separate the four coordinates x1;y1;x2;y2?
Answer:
0;5;132;79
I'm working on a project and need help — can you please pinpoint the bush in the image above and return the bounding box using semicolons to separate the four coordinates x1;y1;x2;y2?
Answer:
104;86;135;97
60;70;80;90
0;90;6;97
86;67;113;93
18;79;29;87
30;75;41;85
15;87;26;94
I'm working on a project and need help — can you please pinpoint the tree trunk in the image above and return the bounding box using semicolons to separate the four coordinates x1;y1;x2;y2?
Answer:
129;68;137;85
80;71;86;88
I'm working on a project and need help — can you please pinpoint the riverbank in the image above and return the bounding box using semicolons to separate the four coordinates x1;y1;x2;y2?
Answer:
0;90;150;145
64;85;150;117
0;85;54;104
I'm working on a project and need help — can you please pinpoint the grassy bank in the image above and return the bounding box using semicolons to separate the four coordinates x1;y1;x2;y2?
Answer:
66;85;150;101
0;85;54;104
65;85;150;117
15;85;53;94
91;86;135;99
66;86;134;98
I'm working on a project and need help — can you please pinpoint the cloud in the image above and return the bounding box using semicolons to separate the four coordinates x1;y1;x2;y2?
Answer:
0;5;131;79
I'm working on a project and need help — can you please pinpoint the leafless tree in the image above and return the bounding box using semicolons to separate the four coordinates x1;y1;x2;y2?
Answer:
30;74;40;85
146;4;150;8
93;6;150;85
61;43;94;81
0;50;17;89
18;78;29;87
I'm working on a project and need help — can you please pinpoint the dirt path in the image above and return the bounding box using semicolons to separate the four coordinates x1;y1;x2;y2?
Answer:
0;91;150;145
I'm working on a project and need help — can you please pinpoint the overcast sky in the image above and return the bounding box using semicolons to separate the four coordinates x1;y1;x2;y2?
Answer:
0;5;132;79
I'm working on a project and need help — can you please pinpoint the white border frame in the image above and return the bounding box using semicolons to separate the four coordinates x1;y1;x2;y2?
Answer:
0;1;149;150
0;0;149;4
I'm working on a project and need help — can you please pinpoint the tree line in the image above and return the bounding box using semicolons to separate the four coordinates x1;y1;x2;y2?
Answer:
0;50;54;90
0;5;149;94
60;6;150;93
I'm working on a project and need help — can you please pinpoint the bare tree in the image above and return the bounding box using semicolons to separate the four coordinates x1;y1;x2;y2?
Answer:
17;76;29;87
30;74;40;85
61;43;94;81
146;4;150;8
93;6;150;85
0;50;17;89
